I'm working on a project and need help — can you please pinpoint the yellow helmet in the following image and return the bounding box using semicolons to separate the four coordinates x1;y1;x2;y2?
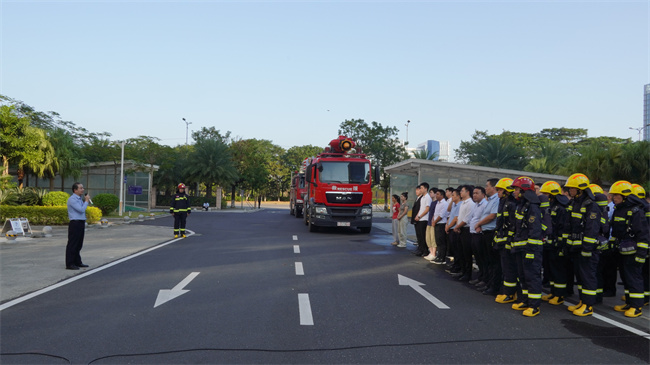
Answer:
540;181;561;195
495;177;514;192
564;173;590;189
589;184;604;195
631;184;646;199
609;180;633;196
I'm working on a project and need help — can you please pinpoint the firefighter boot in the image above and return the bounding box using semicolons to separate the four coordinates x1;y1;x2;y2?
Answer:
541;294;554;302
572;304;593;317
182;234;186;238
496;295;516;304
624;307;643;318
614;304;631;312
567;301;583;312
174;235;179;238
512;302;529;311
522;307;540;317
548;296;564;305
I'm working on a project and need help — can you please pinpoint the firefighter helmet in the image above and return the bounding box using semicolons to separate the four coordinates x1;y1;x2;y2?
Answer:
511;176;535;191
589;184;604;195
178;183;186;189
631;184;646;199
564;173;590;189
609;181;633;196
540;181;561;195
495;178;514;192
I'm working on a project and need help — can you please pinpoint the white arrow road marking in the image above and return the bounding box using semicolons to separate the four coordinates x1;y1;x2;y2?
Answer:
154;272;200;308
298;293;314;325
398;274;449;309
294;245;300;254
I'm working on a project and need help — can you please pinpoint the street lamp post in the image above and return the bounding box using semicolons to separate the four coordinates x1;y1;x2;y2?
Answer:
629;126;643;141
183;118;192;145
118;141;125;216
405;120;410;147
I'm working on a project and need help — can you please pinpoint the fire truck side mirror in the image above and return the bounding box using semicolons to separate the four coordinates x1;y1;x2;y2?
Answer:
373;166;380;186
306;166;317;187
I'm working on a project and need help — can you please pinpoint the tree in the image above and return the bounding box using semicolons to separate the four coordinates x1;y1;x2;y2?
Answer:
283;145;323;173
411;148;439;160
230;139;277;204
47;128;86;191
0;105;55;187
456;131;527;170
184;136;238;198
524;140;569;174
535;128;588;144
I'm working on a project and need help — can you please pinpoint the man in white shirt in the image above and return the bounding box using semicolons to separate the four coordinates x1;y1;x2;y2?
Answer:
469;187;487;287
413;182;432;257
432;189;449;264
454;185;476;281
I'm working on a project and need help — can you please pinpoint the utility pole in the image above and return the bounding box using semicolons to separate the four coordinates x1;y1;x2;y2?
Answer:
405;120;410;147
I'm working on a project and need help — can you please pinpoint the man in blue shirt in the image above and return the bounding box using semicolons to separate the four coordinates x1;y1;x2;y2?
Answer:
66;182;91;270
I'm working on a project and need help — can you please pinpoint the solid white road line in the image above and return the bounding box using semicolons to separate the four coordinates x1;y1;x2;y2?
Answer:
295;262;304;275
294;245;300;254
298;293;314;325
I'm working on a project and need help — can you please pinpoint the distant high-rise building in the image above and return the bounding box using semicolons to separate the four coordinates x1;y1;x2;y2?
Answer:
644;84;650;141
412;140;450;161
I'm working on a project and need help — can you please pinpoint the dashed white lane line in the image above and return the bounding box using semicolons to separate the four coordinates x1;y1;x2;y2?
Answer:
295;262;304;275
294;245;300;254
298;293;314;325
293;235;298;241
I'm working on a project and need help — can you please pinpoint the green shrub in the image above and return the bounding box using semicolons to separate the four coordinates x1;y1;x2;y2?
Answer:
0;189;18;205
0;206;102;225
43;191;69;206
93;193;119;215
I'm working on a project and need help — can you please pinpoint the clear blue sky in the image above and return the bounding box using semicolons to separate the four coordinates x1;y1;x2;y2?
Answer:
2;0;648;160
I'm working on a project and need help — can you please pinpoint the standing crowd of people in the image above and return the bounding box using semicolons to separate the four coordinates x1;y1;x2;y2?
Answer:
391;174;649;318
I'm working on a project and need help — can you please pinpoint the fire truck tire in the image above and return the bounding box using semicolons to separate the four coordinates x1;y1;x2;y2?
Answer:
359;227;371;234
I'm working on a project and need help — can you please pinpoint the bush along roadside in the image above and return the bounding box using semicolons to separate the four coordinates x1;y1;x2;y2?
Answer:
0;206;102;225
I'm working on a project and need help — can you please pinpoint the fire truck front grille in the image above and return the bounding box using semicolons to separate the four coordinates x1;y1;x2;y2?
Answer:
329;207;359;221
325;192;364;204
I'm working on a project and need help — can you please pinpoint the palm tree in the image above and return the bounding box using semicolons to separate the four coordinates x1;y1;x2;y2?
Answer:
47;128;86;191
525;140;569;174
412;148;439;160
184;138;238;198
468;135;527;170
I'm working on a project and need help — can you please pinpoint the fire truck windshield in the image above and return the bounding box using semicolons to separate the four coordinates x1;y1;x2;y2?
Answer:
319;161;370;184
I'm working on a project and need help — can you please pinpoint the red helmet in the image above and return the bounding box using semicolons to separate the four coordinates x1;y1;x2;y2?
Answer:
178;183;186;189
510;176;535;191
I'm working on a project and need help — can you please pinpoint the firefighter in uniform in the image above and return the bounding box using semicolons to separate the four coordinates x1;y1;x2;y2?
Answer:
589;184;612;303
493;178;518;304
630;183;649;307
539;181;570;305
170;183;191;238
509;176;543;317
609;181;649;318
564;173;601;317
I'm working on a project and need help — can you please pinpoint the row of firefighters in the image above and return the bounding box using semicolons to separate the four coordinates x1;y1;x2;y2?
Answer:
440;174;648;318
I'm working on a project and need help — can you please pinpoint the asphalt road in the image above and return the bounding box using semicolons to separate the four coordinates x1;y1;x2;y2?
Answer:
1;209;649;364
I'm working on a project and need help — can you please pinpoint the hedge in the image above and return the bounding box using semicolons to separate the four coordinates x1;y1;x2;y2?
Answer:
0;206;102;225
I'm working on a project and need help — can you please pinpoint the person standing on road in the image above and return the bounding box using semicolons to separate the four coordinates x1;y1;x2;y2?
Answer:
66;182;91;270
475;179;499;296
431;189;449;264
413;183;432;257
391;194;401;246
170;183;191;238
424;188;439;261
454;185;476;281
397;192;409;247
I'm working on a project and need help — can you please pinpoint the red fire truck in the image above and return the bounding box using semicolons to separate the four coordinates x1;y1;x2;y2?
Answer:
289;159;308;217
303;136;379;233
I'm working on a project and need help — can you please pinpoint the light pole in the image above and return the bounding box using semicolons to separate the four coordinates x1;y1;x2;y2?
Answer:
117;141;125;216
183;118;192;145
629;126;643;141
405;120;410;147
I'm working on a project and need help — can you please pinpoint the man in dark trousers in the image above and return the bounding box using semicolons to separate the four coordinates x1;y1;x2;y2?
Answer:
66;182;91;270
170;183;191;238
